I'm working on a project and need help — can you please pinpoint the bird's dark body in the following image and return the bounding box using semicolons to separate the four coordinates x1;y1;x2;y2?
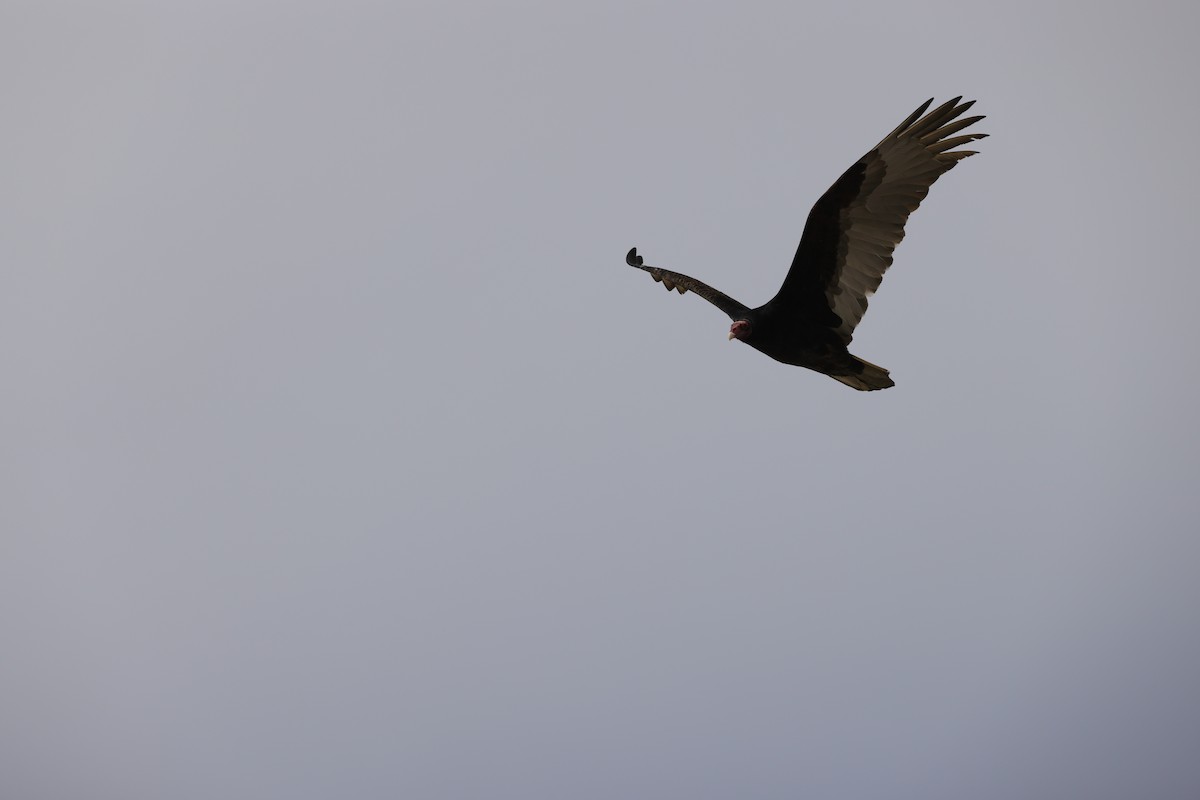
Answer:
737;307;856;374
624;97;986;390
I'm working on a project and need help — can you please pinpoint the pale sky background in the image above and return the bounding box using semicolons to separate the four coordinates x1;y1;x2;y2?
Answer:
4;1;1199;798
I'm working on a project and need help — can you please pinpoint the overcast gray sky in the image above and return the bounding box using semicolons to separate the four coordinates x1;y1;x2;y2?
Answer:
4;1;1199;798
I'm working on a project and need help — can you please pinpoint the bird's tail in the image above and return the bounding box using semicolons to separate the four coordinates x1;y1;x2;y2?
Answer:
831;357;895;391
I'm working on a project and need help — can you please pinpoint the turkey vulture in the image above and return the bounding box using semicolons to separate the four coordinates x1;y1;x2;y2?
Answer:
626;97;986;390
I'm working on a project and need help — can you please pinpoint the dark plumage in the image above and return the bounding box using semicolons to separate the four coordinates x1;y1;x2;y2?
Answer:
626;97;986;390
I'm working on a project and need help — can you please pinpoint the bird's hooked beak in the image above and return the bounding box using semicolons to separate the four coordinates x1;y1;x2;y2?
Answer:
728;330;737;340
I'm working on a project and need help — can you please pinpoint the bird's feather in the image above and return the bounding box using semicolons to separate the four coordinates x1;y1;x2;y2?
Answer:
767;97;987;343
625;248;751;320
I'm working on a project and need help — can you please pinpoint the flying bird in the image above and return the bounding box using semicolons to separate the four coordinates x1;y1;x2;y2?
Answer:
626;97;986;390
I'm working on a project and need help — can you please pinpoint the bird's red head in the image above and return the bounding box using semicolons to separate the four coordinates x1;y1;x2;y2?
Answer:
728;320;752;341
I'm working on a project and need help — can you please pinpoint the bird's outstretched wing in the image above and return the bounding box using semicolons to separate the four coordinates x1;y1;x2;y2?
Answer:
766;97;987;343
625;248;751;321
